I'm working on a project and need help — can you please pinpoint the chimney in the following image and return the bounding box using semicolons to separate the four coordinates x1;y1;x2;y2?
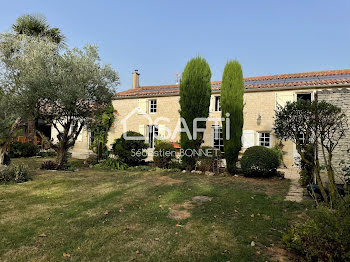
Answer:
132;70;140;89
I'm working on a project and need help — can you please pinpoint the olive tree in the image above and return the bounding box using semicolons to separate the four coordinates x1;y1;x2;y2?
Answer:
0;34;119;168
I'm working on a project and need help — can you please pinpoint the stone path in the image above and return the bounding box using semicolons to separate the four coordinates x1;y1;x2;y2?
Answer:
281;168;304;202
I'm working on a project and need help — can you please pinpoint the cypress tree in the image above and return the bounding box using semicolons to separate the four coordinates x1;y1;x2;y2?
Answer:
179;56;211;170
221;60;244;174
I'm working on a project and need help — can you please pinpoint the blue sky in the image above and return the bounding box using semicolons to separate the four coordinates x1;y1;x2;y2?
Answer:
1;0;349;92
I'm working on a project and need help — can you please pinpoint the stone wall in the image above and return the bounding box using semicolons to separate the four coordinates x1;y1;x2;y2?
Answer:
317;88;350;174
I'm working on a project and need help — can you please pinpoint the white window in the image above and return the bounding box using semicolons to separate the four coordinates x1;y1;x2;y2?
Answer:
213;126;224;152
214;96;221;111
147;125;158;148
259;132;270;147
149;99;157;113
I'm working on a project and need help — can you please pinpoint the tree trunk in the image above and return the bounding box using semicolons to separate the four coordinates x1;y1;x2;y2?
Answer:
0;147;6;167
56;137;68;169
27;118;36;143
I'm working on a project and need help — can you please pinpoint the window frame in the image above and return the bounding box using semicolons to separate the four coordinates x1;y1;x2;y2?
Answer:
149;99;157;114
214;96;221;112
212;125;224;153
258;132;271;148
296;92;313;102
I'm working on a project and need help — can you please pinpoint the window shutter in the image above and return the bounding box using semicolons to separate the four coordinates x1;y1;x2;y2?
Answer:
137;99;147;114
209;95;215;112
138;125;145;136
242;130;255;148
158;124;166;139
275;91;294;109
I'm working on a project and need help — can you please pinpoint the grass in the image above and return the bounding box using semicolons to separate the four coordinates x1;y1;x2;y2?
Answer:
0;157;310;261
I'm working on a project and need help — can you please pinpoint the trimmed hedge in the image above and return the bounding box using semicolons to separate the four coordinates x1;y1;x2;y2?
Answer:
241;146;279;177
9;142;39;158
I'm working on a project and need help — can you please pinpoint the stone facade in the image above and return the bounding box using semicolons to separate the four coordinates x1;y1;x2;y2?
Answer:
105;88;323;168
61;84;349;169
317;88;350;173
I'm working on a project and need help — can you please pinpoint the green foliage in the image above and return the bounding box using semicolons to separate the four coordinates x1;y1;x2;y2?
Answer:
89;104;115;160
241;146;279;177
283;201;350;261
9;142;39;158
94;157;128;170
40;160;58;170
221;60;244;174
0;164;30;183
179;56;211;170
12;14;65;44
112;131;148;166
0;33;119;168
153;140;176;169
197;146;221;174
298;144;315;186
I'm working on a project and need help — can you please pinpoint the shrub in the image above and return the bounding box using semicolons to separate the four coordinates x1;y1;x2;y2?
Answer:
38;150;57;157
95;157;128;170
153;140;176;169
241;146;279;177
41;160;58;170
112;131;148;166
197;146;221;174
283;201;350;261
83;154;98;167
0;164;30;183
9;142;40;158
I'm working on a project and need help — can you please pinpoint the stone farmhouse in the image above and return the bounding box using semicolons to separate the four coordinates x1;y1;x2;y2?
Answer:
67;69;350;169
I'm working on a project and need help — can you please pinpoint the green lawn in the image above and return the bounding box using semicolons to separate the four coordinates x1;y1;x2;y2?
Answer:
0;158;308;262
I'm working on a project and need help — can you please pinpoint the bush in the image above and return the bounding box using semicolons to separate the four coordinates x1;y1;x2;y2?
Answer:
153;140;176;169
112;131;148;166
95;157;128;170
197;146;221;174
241;146;279;177
83;154;98;167
41;160;58;170
38;150;57;157
0;164;30;183
9;142;40;158
283;201;350;261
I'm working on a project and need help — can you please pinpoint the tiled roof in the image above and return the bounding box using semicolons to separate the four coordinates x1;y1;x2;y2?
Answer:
115;69;350;98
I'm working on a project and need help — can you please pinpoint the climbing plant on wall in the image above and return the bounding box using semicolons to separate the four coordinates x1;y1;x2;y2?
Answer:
89;104;115;161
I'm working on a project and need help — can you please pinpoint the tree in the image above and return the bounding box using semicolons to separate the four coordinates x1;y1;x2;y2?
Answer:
220;60;244;174
315;101;347;206
11;14;65;143
179;56;211;170
12;14;65;44
0;91;22;166
274;100;348;206
0;34;119;169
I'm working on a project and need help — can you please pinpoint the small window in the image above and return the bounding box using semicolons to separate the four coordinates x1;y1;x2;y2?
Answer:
149;99;157;113
213;126;224;152
297;93;312;102
259;132;270;147
214;96;221;111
